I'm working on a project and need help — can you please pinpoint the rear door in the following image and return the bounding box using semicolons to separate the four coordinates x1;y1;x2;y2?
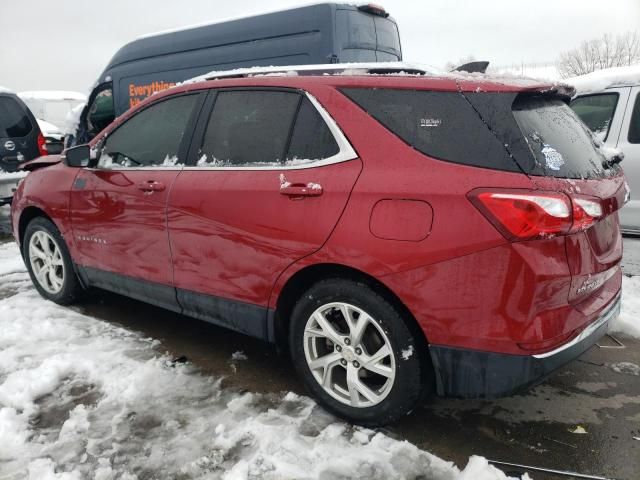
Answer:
0;94;40;172
168;88;361;336
70;92;203;309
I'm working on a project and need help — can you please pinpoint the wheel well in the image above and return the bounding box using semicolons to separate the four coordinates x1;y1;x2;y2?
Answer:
273;263;430;358
18;207;52;247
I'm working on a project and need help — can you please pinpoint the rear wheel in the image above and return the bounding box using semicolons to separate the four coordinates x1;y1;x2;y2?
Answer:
289;278;424;426
23;217;83;305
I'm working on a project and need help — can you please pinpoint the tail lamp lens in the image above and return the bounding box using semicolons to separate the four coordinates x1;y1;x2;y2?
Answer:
571;198;603;232
37;132;48;156
470;190;603;240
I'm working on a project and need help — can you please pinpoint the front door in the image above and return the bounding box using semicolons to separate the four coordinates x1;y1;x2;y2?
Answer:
69;93;202;309
168;89;361;337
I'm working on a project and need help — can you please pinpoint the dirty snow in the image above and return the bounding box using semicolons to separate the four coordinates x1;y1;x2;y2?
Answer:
0;242;527;479
401;345;414;361
608;362;640;376
231;351;248;362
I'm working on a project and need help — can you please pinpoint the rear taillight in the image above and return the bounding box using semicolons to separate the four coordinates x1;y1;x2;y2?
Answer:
571;197;603;232
469;189;604;240
37;132;48;156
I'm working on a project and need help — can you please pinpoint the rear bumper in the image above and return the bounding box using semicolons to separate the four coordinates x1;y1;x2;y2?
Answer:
429;291;621;398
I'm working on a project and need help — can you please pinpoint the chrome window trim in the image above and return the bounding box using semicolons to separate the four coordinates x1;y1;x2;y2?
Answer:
90;91;357;172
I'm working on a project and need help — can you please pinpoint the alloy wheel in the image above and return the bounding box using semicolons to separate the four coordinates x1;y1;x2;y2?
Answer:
303;302;396;408
28;230;65;295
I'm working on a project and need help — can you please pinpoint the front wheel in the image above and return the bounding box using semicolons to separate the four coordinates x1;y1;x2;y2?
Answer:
289;278;425;426
23;217;83;305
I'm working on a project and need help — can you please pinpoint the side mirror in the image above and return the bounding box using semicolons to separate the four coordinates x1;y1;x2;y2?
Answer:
63;145;91;168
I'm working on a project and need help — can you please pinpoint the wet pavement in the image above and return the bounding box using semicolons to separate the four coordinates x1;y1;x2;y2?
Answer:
1;207;639;479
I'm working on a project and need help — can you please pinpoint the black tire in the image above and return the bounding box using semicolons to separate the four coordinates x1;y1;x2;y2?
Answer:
289;278;425;426
23;217;83;305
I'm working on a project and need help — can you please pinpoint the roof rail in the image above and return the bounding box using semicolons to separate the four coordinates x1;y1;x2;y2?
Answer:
186;62;437;83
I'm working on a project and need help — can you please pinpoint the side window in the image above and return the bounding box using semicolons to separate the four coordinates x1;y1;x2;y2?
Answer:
100;94;197;168
570;93;619;141
88;87;115;136
629;93;640;144
286;98;339;163
198;91;299;167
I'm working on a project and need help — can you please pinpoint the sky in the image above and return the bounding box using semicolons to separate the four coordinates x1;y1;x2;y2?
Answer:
1;0;639;93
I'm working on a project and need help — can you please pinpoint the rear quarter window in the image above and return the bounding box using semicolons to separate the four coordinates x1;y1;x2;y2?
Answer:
340;88;520;172
0;96;33;138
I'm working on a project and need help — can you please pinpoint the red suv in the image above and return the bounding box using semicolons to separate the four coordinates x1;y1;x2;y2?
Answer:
11;65;625;426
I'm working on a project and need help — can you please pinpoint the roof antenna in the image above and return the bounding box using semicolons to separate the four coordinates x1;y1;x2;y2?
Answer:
452;61;490;74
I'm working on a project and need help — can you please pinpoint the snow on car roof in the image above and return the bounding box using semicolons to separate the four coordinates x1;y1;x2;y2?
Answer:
0;85;14;94
18;90;87;102
568;64;640;95
185;62;441;83
182;62;560;92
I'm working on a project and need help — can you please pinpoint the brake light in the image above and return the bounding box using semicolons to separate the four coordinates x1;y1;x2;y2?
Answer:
37;132;47;156
471;191;571;240
469;189;604;240
357;3;389;17
571;197;603;232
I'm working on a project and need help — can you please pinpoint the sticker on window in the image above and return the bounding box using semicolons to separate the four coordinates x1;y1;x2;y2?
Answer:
420;118;442;128
541;144;564;171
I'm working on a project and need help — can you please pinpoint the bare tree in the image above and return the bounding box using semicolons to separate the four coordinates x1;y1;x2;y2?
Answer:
558;31;640;78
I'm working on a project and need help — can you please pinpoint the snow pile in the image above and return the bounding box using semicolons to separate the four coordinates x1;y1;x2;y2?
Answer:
610;275;640;339
18;91;87;102
64;103;85;135
0;242;524;479
568;64;640;95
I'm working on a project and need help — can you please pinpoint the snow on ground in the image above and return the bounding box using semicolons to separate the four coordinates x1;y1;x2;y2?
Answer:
0;241;525;480
610;275;640;339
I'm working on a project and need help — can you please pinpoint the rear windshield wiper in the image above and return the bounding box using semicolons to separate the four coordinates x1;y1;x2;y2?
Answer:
602;151;624;169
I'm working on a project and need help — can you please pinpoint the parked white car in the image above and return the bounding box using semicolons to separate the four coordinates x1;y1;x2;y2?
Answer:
569;65;640;234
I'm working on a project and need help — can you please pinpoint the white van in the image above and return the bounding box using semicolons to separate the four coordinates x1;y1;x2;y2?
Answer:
570;65;640;234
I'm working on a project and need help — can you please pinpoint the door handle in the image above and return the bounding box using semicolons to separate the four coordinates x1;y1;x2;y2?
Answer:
137;180;166;193
279;183;323;197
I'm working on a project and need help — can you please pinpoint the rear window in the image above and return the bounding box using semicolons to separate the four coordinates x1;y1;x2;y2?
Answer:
570;93;619;141
512;96;607;179
340;88;520;172
0;96;32;138
374;17;401;57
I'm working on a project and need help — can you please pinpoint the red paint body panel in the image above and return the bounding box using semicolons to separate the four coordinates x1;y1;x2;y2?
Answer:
168;160;362;306
11;73;624;365
69;169;179;285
